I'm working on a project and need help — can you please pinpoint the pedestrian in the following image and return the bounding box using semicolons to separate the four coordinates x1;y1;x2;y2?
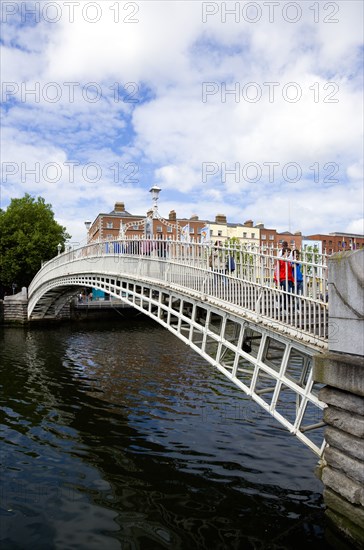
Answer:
278;240;288;257
291;249;303;295
210;241;226;287
157;234;168;275
225;252;236;275
274;248;294;312
291;249;304;313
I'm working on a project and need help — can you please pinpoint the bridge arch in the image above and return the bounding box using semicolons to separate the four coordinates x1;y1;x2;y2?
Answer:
28;243;328;456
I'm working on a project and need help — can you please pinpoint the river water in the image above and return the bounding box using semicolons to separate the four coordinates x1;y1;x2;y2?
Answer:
0;316;340;549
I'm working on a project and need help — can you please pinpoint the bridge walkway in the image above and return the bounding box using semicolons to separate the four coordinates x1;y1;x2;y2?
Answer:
27;238;330;456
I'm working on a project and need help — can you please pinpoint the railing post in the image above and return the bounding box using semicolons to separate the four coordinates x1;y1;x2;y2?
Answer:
313;249;364;548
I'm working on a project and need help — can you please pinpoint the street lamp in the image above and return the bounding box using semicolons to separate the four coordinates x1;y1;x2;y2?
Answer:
149;185;161;218
57;243;62;256
84;221;91;243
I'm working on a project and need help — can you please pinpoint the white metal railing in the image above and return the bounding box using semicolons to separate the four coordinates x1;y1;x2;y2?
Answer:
29;236;329;345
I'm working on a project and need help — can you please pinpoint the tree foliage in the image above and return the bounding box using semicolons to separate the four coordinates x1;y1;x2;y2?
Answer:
0;194;71;290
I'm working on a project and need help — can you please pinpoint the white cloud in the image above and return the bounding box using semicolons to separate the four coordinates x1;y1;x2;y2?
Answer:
1;0;363;244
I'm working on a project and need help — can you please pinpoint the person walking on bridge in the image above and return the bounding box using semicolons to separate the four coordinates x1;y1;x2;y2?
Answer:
274;248;294;313
210;241;226;288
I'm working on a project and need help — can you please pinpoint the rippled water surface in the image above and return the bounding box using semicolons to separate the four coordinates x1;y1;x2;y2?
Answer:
0;318;338;549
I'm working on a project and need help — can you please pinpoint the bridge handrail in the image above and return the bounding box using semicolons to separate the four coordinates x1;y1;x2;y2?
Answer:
30;237;328;294
28;237;329;345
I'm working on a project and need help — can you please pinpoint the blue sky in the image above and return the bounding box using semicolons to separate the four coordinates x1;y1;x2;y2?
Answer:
1;0;363;245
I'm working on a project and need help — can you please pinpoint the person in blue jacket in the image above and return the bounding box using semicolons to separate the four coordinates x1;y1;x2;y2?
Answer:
291;249;303;295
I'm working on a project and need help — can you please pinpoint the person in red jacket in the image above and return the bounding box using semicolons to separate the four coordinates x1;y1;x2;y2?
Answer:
274;248;294;311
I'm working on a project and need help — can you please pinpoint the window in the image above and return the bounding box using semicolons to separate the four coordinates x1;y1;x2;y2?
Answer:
167;226;173;233
132;223;139;230
269;235;274;240
261;234;266;240
189;227;194;234
243;232;247;238
218;230;222;236
106;222;113;229
251;232;255;239
156;225;162;233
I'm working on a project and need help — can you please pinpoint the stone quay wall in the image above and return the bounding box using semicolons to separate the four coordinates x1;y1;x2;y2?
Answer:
314;248;364;548
3;287;28;324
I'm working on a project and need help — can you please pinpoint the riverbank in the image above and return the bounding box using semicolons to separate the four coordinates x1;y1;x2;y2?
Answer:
0;298;136;326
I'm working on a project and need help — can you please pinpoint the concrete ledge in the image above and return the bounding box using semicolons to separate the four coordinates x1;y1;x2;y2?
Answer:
319;386;364;414
314;352;364;397
323;406;364;439
4;287;28;302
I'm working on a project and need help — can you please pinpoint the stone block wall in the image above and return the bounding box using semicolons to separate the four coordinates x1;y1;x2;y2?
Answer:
3;287;28;323
327;249;363;356
313;248;364;548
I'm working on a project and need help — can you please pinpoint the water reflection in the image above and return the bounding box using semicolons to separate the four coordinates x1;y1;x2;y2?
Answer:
0;320;339;549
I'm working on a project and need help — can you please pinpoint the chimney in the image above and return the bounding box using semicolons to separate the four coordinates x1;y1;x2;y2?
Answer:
190;214;199;221
244;219;253;227
255;222;264;228
114;202;125;213
215;214;227;224
169;210;177;221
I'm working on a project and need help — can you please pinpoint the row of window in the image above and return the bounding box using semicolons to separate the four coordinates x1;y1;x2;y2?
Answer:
105;222;261;239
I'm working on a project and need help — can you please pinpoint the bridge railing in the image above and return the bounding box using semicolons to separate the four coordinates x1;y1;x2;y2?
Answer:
29;237;329;344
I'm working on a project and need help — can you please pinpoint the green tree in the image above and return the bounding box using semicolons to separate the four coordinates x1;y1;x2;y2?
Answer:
0;194;70;291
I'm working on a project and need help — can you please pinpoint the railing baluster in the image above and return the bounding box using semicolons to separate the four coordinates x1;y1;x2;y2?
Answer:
28;236;328;347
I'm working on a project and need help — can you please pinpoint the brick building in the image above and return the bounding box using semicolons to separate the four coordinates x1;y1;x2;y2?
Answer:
304;232;364;254
256;223;302;250
86;201;363;254
87;202;208;242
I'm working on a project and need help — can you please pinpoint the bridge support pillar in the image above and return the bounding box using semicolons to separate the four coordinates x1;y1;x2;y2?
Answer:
313;249;364;549
4;287;28;323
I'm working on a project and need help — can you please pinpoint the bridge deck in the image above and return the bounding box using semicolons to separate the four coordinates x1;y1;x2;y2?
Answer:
27;238;329;456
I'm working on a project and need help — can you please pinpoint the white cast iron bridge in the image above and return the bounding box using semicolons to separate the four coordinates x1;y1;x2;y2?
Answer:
28;238;330;457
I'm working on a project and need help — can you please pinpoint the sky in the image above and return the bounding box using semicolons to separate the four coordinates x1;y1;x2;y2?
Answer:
1;0;363;246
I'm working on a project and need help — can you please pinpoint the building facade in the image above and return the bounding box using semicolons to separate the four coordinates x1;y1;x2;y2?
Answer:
87;203;208;243
86;202;363;254
305;233;364;254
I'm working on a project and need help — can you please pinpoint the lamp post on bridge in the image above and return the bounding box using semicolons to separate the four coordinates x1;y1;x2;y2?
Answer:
118;186;179;240
84;221;91;243
149;185;161;219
